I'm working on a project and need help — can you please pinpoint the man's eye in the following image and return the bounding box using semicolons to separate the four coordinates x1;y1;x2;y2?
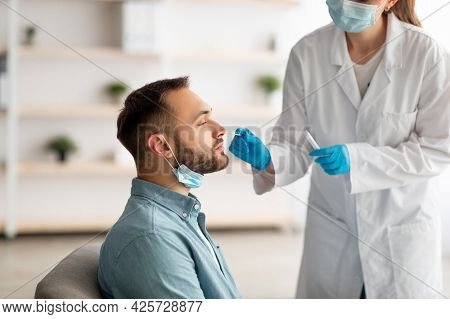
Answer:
198;121;207;126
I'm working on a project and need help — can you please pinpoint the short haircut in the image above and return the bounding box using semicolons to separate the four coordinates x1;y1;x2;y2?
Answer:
116;76;190;166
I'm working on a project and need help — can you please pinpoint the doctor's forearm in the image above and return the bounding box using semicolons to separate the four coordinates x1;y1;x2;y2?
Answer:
346;140;450;194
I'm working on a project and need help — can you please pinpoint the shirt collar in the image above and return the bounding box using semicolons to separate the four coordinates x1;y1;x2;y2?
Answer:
330;13;404;69
130;177;202;221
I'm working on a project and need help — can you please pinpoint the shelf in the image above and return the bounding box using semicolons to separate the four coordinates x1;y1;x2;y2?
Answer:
4;158;255;177
1;218;118;235
206;211;294;230
88;0;301;4
18;104;121;119
18;46;161;60
2;212;293;234
176;0;302;4
0;211;292;235
14;104;281;121
172;50;287;64
18;161;135;177
0;46;288;64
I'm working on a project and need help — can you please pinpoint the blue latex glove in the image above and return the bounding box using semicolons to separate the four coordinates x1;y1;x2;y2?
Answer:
309;144;350;176
228;128;271;170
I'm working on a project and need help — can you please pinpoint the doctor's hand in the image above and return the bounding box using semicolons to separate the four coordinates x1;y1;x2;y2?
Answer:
309;144;350;176
228;128;272;171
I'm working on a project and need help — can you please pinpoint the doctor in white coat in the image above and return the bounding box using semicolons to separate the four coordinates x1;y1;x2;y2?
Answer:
229;0;450;298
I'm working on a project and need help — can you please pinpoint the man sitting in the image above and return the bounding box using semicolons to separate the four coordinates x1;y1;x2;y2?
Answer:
98;76;241;299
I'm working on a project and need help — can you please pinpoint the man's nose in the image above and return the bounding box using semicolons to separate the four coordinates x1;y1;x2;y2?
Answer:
213;121;226;139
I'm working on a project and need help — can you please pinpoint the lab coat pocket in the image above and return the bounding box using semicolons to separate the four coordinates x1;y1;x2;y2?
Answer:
379;110;418;147
387;219;443;298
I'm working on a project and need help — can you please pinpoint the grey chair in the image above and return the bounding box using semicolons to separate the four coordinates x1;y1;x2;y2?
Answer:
35;243;103;299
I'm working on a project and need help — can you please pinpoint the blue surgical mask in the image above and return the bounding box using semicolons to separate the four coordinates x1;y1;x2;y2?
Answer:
171;164;203;189
326;0;386;33
161;136;203;188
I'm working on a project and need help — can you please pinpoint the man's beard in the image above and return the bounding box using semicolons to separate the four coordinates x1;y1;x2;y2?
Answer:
174;138;229;174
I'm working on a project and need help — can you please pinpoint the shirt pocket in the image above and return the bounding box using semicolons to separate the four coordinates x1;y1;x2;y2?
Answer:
377;110;418;147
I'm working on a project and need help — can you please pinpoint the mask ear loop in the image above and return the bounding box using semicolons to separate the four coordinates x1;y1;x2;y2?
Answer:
160;135;181;169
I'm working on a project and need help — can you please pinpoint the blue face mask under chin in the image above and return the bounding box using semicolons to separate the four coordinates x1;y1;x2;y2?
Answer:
161;136;204;189
171;164;203;189
326;0;386;33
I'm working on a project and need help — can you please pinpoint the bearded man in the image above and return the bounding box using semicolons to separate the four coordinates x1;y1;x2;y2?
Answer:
98;77;241;299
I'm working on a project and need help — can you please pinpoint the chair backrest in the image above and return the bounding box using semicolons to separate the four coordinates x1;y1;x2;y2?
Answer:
35;243;102;299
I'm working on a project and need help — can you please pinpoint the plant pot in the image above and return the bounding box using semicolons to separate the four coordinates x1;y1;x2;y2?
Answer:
23;27;36;46
265;91;282;110
110;93;126;106
24;38;35;46
57;151;67;163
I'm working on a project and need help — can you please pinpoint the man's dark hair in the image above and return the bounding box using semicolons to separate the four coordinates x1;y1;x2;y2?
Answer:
116;76;190;167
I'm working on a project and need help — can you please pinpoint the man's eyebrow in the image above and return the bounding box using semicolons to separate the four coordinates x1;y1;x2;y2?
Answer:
193;107;212;121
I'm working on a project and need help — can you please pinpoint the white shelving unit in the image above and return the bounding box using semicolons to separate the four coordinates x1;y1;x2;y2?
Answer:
0;0;305;238
3;0;19;239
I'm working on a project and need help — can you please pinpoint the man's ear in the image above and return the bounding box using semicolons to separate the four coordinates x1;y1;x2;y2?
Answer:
147;134;173;159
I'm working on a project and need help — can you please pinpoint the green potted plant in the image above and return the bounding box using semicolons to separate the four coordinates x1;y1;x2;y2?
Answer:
45;135;78;163
106;81;128;105
23;25;37;46
256;75;281;108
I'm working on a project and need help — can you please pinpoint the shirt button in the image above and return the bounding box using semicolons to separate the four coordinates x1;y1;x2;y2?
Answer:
194;204;200;210
182;213;187;218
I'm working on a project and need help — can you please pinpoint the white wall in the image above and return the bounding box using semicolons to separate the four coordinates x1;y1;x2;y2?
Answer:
416;0;450;50
0;0;312;232
0;0;448;242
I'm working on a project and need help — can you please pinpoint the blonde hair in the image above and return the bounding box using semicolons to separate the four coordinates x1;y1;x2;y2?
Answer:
388;0;422;27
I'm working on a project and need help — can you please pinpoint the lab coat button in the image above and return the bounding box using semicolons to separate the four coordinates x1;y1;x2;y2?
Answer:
194;204;200;210
182;213;188;218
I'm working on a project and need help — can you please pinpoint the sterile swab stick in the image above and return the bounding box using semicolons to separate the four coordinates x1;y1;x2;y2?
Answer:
305;129;320;150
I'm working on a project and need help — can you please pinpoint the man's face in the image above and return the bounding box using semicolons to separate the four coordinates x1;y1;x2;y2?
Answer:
165;88;229;174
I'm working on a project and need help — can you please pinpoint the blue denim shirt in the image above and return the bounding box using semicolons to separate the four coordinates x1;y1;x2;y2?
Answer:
98;177;241;299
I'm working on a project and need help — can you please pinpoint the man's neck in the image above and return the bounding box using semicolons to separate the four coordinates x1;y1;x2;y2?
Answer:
137;173;191;197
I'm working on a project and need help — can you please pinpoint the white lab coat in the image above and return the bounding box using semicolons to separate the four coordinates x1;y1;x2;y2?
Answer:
253;13;450;298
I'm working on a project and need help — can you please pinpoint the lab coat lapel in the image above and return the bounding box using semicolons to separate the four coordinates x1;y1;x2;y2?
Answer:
331;28;361;110
359;13;404;112
358;57;391;111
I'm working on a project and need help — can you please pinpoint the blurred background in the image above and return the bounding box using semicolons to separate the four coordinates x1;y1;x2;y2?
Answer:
0;0;449;298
